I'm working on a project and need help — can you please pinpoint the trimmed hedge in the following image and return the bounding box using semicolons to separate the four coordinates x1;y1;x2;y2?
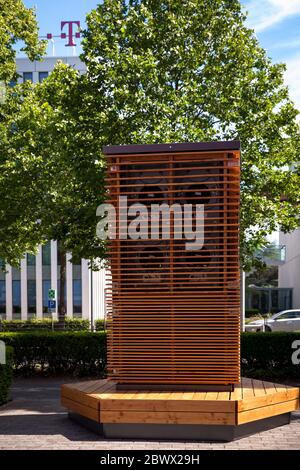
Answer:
94;319;105;331
0;346;13;406
241;332;300;379
0;318;90;331
0;331;106;376
0;331;299;380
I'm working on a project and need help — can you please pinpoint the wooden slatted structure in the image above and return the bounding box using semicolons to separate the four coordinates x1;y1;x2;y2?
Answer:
103;141;241;387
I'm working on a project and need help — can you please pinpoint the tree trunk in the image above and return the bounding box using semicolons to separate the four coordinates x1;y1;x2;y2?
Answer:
58;247;66;328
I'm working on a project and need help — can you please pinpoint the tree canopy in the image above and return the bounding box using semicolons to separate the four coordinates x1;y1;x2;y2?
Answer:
0;64;106;266
81;0;300;268
0;0;300;271
0;0;46;83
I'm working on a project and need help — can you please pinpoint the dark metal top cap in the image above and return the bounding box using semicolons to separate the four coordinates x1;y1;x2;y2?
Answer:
103;140;240;155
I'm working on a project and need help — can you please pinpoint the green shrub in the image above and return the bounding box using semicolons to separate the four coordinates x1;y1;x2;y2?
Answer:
0;331;106;377
94;319;105;331
0;317;90;331
0;346;13;406
241;332;300;379
64;318;90;331
245;309;260;318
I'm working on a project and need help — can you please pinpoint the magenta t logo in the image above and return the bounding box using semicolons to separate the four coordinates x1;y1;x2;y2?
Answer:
61;21;81;47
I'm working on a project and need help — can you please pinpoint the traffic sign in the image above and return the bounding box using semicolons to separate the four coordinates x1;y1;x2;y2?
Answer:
48;289;56;300
48;300;56;309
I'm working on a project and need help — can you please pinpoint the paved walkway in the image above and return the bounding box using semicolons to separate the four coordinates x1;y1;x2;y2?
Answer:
0;378;299;450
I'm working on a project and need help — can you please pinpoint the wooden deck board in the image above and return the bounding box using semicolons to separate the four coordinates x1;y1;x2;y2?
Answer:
238;399;299;425
241;378;255;400
252;379;266;397
230;382;242;401
262;380;277;394
61;396;99;421
61;378;300;427
61;385;100;410
100;398;235;413
100;410;235;425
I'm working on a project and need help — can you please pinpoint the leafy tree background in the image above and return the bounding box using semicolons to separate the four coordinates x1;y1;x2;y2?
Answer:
81;0;300;269
0;0;45;83
1;0;300;320
0;0;46;265
0;65;106;321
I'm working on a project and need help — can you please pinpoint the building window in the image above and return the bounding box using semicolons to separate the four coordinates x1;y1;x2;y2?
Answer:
12;267;21;318
27;280;36;317
42;242;51;266
9;79;17;88
27;253;36;266
39;71;48;82
42;279;51;316
27;254;36;318
12;280;21;317
23;72;33;83
42;242;51;290
0;280;6;317
73;261;82;317
73;279;82;316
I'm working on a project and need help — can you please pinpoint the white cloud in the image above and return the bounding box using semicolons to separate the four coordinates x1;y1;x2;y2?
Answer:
246;0;300;32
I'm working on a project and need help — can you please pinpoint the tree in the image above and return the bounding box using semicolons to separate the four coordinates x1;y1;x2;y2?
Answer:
0;64;107;323
80;0;300;269
0;0;46;264
0;0;46;83
246;265;278;288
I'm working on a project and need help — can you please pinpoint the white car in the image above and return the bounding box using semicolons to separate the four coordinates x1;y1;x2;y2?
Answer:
245;310;300;332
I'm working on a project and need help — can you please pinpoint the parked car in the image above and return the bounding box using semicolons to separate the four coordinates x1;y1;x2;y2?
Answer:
245;310;300;332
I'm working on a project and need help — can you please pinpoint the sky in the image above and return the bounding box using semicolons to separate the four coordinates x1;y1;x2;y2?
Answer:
20;1;300;112
20;1;299;245
22;0;100;56
244;0;300;113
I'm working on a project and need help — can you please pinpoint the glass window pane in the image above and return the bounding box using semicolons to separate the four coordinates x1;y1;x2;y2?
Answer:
0;280;6;315
73;263;82;317
39;71;48;82
42;279;51;315
73;261;82;280
23;72;33;83
12;280;21;316
27;253;36;266
12;266;21;280
278;311;295;319
27;279;36;316
0;259;5;280
73;279;82;315
42;242;51;266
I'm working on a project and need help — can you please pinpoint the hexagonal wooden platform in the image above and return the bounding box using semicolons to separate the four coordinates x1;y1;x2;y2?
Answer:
61;378;299;441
